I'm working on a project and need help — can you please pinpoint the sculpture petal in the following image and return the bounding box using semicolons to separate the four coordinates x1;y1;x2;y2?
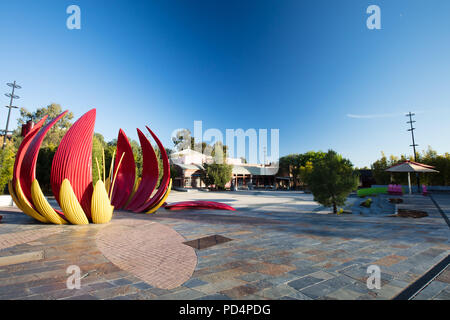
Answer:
51;109;96;218
31;179;68;224
21;111;68;203
8;180;26;214
134;126;170;212
91;180;114;224
14;180;49;223
125;128;159;211
123;177;141;209
110;129;136;209
146;179;172;214
59;179;89;225
12;116;48;187
164;200;236;211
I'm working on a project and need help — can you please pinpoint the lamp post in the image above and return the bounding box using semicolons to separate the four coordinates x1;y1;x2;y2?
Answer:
2;81;21;149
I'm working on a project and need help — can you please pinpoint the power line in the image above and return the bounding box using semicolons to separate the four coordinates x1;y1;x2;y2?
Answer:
2;81;21;150
406;111;421;193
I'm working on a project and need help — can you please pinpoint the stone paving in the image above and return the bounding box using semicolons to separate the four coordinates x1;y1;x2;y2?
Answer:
0;190;449;300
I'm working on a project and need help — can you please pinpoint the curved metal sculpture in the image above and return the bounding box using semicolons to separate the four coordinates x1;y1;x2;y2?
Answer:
165;201;236;211
51;109;96;218
110;129;136;209
12;116;48;193
125;128;159;211
10;109;114;225
22;111;68;204
110;125;172;214
10;107;189;223
132;126;171;213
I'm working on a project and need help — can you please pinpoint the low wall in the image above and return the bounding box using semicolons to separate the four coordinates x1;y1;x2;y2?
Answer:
0;195;15;207
371;185;450;192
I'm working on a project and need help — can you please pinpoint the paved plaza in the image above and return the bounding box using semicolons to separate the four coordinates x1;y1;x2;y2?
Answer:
0;190;449;300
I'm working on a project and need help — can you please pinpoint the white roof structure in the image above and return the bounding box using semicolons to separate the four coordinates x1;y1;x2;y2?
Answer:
385;160;439;194
385;161;439;173
170;148;244;166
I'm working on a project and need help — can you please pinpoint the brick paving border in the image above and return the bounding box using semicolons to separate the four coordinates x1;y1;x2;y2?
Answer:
0;228;64;250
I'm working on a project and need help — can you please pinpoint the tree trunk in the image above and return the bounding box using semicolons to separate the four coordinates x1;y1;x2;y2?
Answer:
333;202;337;214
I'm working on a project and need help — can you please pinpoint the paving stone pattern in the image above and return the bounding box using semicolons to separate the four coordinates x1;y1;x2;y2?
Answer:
0;191;448;300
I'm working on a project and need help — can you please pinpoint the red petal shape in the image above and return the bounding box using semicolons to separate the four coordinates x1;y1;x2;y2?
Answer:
134;126;170;212
125;128;159;211
50;109;96;218
20;111;68;203
164;201;236;211
110;129;136;209
12;116;48;187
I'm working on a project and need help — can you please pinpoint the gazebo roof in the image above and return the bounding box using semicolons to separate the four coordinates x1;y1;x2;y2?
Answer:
385;160;439;173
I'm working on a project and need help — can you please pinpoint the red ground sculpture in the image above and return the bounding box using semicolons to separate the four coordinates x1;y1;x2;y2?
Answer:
164;201;236;211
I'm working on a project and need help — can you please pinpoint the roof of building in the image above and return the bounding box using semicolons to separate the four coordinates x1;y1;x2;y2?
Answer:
170;148;206;157
176;163;204;171
232;165;279;176
172;163;279;176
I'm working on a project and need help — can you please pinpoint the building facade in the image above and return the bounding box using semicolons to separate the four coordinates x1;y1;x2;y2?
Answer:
170;149;282;189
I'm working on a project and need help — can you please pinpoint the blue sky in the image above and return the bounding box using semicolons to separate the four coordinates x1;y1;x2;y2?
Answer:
0;0;449;167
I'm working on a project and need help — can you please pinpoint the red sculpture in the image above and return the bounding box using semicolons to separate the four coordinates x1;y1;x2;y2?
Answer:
110;129;136;209
165;201;236;211
12;116;47;189
125;128;159;211
51;109;96;218
132;126;171;213
21;111;68;203
11;107;234;224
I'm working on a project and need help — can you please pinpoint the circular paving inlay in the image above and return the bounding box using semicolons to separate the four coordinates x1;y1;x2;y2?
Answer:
95;218;197;289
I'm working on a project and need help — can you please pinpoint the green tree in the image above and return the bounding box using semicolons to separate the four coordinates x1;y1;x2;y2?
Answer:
172;129;223;157
17;104;74;148
201;163;233;190
278;151;326;189
0;143;16;194
210;141;228;163
154;146;164;187
92;133;107;184
35;146;57;194
298;161;313;184
371;152;391;185
155;147;174;188
306;150;359;214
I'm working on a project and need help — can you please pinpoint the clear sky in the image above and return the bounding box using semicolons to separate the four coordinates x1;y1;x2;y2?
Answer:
1;0;449;167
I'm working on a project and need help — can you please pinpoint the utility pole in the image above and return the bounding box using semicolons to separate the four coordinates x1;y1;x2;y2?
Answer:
406;112;420;193
2;81;21;149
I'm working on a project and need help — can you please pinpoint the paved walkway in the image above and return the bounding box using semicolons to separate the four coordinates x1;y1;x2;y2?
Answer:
0;191;448;300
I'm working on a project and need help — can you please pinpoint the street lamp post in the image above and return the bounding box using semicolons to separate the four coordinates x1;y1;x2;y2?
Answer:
2;81;21;150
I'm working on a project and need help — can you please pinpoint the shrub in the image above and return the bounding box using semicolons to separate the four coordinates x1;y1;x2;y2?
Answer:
201;163;233;190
